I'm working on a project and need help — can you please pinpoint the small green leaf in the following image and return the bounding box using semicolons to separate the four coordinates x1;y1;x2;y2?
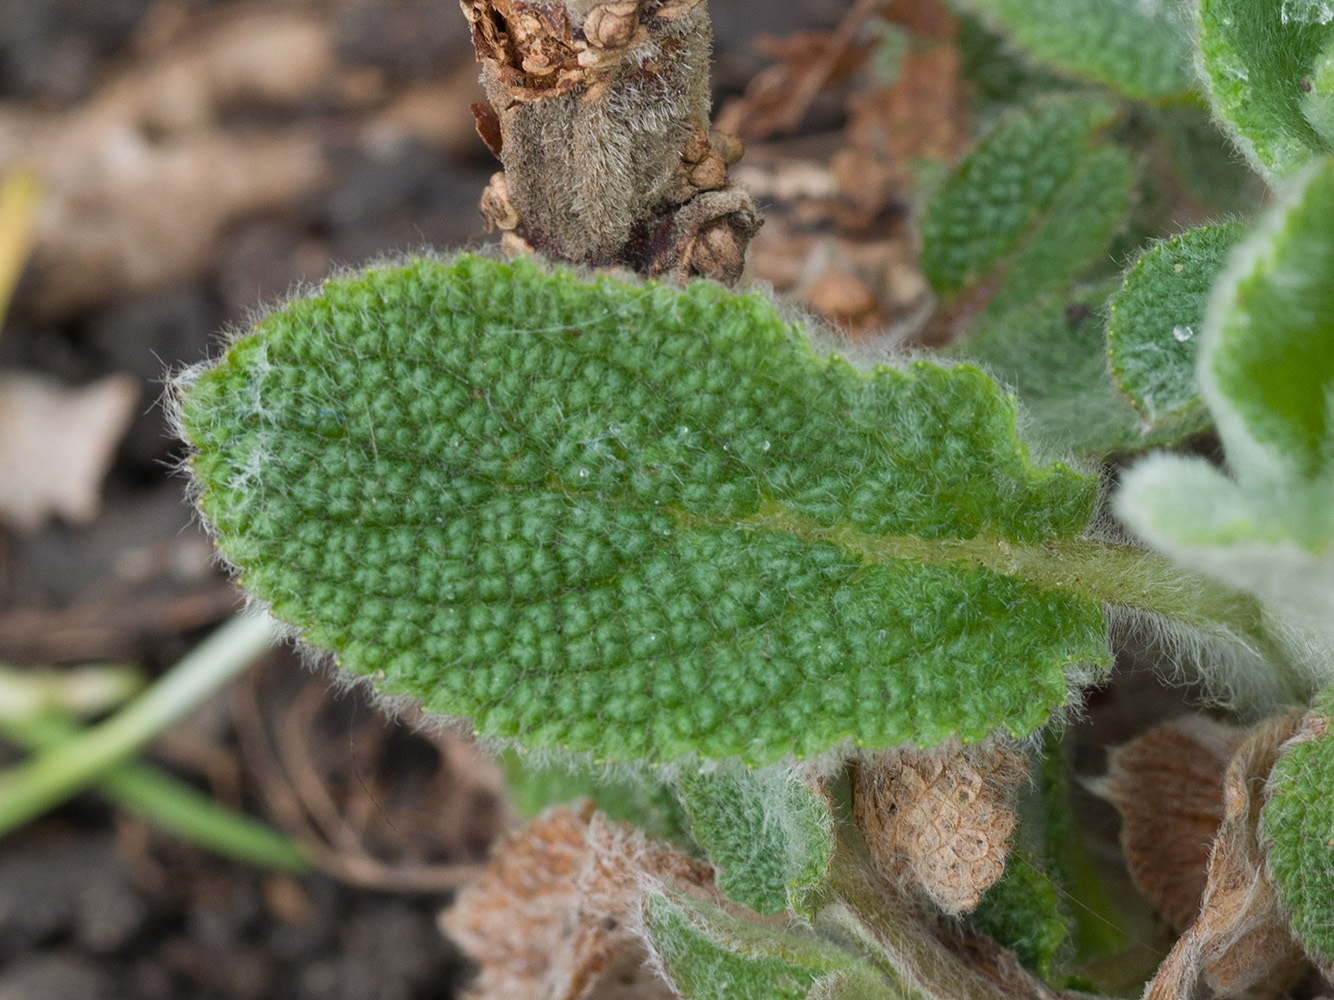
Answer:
1118;158;1334;668
1195;0;1334;179
952;283;1204;456
1304;36;1334;146
951;0;1196;100
919;96;1122;304
971;851;1068;980
1108;222;1248;424
678;762;833;917
181;254;1116;764
498;750;692;846
1261;692;1334;971
643;887;897;1000
985;145;1135;318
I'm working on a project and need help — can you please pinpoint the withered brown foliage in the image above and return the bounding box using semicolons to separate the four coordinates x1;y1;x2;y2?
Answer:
852;739;1028;915
1144;711;1327;1000
1097;717;1246;934
443;802;715;1000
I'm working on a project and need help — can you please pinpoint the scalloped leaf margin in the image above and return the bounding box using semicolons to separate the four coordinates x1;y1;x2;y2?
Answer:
179;253;1113;764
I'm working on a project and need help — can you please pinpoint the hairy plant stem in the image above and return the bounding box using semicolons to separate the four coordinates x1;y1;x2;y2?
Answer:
463;0;760;281
818;821;1069;1000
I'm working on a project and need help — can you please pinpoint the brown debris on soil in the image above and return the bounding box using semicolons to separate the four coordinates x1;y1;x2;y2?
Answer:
463;0;759;282
1144;710;1324;1000
715;0;885;141
852;738;1028;914
0;372;138;530
234;664;509;894
2;9;333;320
443;802;715;1000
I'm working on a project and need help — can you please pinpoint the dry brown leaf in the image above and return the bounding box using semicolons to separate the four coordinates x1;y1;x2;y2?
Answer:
0;372;138;531
852;738;1027;914
831;44;970;217
442;802;715;1000
1144;711;1321;1000
0;9;333;320
1095;717;1247;933
714;0;883;143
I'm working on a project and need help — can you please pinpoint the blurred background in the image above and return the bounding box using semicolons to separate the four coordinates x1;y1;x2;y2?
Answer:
0;2;939;997
0;1;1244;996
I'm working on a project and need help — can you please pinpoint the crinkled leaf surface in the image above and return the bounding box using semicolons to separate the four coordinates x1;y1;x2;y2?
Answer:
1108;222;1247;425
919;96;1124;306
678;762;833;917
642;887;905;1000
1195;0;1334;179
983;145;1134;318
971;851;1068;980
1262;691;1334;972
181;254;1112;765
1118;158;1334;661
951;0;1195;100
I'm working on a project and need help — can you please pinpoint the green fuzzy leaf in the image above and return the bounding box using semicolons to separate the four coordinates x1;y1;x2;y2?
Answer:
1108;222;1247;424
951;0;1196;100
1304;36;1334;146
954;14;1077;125
498;750;692;846
920;96;1122;305
1118;158;1334;665
971;851;1068;980
643;887;901;1000
985;146;1136;317
180;254;1116;765
678;762;833;917
1262;690;1334;971
1195;0;1334;180
952;283;1204;457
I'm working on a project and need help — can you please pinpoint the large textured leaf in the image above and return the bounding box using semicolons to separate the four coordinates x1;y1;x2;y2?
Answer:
952;0;1196;100
1108;222;1247;425
1118;158;1334;669
919;96;1124;306
1195;0;1334;180
179;254;1117;764
1261;691;1334;973
678;762;833;917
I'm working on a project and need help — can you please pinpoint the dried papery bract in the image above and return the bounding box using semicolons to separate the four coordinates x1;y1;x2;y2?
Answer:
1095;717;1246;933
852;738;1028;915
462;0;760;282
1144;711;1319;1000
442;802;715;1000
